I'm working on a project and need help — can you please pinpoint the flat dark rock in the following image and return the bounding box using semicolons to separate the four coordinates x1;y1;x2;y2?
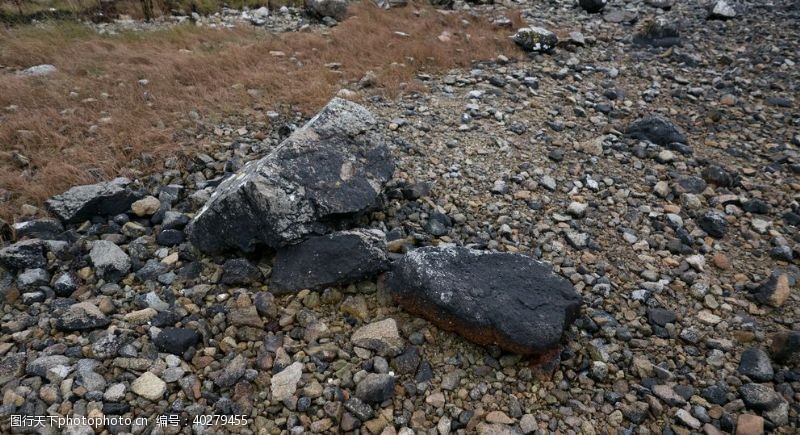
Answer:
45;177;142;224
187;98;394;253
270;229;388;294
386;246;582;355
625;116;687;146
154;327;200;355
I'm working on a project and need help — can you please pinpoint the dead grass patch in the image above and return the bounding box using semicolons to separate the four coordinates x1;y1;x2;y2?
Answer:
0;1;522;221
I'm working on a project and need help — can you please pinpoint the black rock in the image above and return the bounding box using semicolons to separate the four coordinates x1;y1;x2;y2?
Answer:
698;211;728;238
391;346;421;375
270;229;388;294
702;384;729;405
752;270;793;307
739;383;783;411
633;20;681;48
579;0;606;13
55;302;111;332
354;373;394;403
186;98;394;253
344;398;374;421
220;258;262;285
401;182;432;200
386;246;582;355
674;176;707;194
647;308;677;327
154;327;200;355
53;272;80;297
702;165;736;187
161;211;190;230
156;229;184;247
45;177;142;224
0;239;46;270
770;330;800;365
738;347;775;382
743;199;771;214
12;219;64;240
625;116;687;146
135;259;169;282
424;213;452;236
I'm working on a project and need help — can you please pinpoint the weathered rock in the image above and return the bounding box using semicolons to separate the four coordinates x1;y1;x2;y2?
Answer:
154;327;200;355
130;196;161;217
0;239;46;270
512;27;558;53
131;371;167;401
26;355;71;377
16;268;49;290
306;0;348;20
270;229;388;294
0;353;26;386
625;116;687;146
386;246;581;355
698;211;728;239
12;218;63;240
738;347;774;382
55;302;110;332
220;258;261;285
769;330;800;365
752;270;793;307
90;240;131;283
736;414;764;435
709;0;736;20
211;354;247;388
45;177;141;224
271;361;303;401
350;318;404;357
187;98;394;253
355;373;394;403
578;0;606;13
19;64;57;77
739;383;782;411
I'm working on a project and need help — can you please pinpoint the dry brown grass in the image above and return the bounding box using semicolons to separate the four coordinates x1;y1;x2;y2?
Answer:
0;1;522;221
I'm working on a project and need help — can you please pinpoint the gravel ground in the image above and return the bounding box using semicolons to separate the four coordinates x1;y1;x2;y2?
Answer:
1;0;799;434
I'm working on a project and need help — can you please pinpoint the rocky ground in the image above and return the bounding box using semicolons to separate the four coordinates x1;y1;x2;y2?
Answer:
1;0;799;434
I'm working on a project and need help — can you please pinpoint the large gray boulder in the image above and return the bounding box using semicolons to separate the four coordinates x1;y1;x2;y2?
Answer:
270;229;389;294
386;246;582;355
45;177;142;224
306;0;348;20
187;98;394;253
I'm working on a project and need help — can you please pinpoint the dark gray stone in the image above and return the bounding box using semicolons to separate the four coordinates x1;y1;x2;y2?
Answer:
16;268;49;290
306;0;348;20
698;211;727;238
0;353;26;386
220;258;262;285
270;229;388;294
386;246;581;355
738;347;774;382
187;98;394;253
355;373;394;403
12;218;63;240
154;327;200;355
45;177;142;224
770;330;800;365
0;239;46;270
739;383;783;411
55;302;110;332
579;0;606;13
344;397;374;421
53;273;80;297
90;240;131;283
633;20;681;48
625;116;687;146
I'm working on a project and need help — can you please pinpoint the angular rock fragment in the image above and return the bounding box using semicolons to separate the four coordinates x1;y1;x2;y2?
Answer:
512;27;558;53
0;353;26;386
55;302;110;332
698;211;727;239
187;98;394;253
625;116;687;146
739;347;774;382
270;229;388;294
350;318;404;357
355;373;394;403
90;240;131;283
0;217;12;243
12;218;63;240
752;270;794;307
0;239;46;270
709;0;736;20
220;258;262;285
271;361;303;401
131;371;167;401
45;177;142;224
154;327;200;355
386;246;582;355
